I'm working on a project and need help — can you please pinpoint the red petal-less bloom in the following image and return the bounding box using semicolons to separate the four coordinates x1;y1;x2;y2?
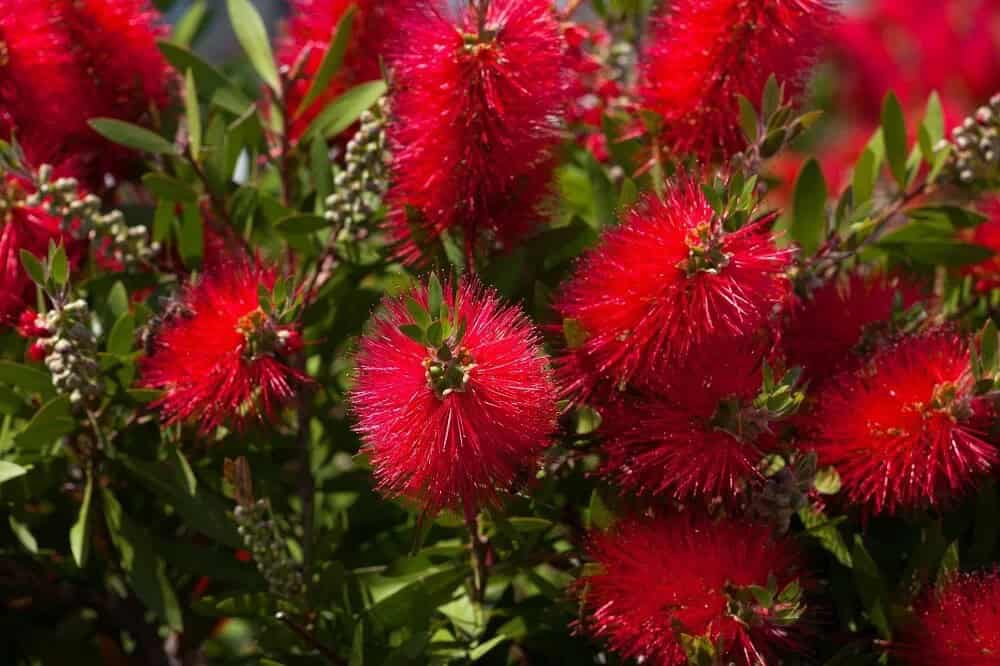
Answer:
830;0;1000;123
582;515;809;666
0;2;82;168
781;272;924;381
350;278;558;516
555;181;791;399
962;198;1000;293
0;204;68;326
385;0;567;265
277;0;396;143
802;330;996;516
41;0;172;187
601;349;773;503
898;571;1000;665
640;0;833;162
141;259;308;433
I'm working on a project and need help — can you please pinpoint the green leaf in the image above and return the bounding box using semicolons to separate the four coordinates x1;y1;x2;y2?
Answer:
118;455;240;547
908;205;987;230
19;250;45;286
798;507;851;567
184;69;202;157
791;158;828;256
618;177;638;210
14;396;75;452
0;361;55;397
158;41;241;103
405;297;431;329
274;213;328;235
107;281;129;319
0;461;28;485
106;314;135;357
88;118;177;155
761;74;780;120
427;274;444;320
102;489;184;630
737;95;758;142
399;325;425;344
851;535;891;639
70;473;94;567
470;635;508;661
812;466;841;495
297;6;355;118
179;203;204;268
143;173;197;203
226;0;280;93
173;447;198;496
172;0;209;47
307;80;387;140
350;621;364;666
50;245;68;287
881;92;908;186
587;489;614;530
311;136;334;212
366;566;466;631
922;91;945;145
507;517;553;533
9;515;37;553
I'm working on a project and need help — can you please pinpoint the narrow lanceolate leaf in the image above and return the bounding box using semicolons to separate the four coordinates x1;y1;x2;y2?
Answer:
184;69;202;157
296;5;356;118
0;461;28;485
791;158;828;257
19;250;46;286
70;472;94;567
881;92;908;186
227;0;280;94
307;80;387;140
89;118;178;155
172;0;209;47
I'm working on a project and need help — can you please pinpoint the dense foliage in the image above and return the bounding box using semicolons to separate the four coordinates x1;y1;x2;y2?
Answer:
2;0;1000;664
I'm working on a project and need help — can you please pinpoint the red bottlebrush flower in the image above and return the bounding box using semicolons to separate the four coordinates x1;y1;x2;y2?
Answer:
0;203;68;326
16;308;48;339
802;331;996;516
52;0;173;186
385;0;567;265
831;0;1000;123
350;277;558;516
600;349;774;503
581;515;810;666
898;570;1000;665
640;0;833;162
555;181;791;399
962;199;1000;293
0;2;82;165
277;0;395;143
141;259;308;433
781;272;924;381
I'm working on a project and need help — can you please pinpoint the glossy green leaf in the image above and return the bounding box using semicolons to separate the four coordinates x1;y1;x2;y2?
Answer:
274;213;328;235
0;361;55;397
791;158;827;256
184;69;202;157
88;118;177;155
297;5;355;117
172;0;209;47
143;173;197;203
0;460;28;485
880;92;908;186
9;515;37;553
70;472;93;567
107;314;135;357
308;80;387;140
19;250;45;286
226;0;280;93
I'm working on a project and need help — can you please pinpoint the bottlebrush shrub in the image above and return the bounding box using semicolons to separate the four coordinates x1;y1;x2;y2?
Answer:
5;0;1000;663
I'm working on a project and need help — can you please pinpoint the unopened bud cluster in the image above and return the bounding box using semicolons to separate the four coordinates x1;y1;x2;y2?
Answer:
323;98;390;241
234;499;304;600
35;300;102;410
942;94;1000;189
28;165;160;268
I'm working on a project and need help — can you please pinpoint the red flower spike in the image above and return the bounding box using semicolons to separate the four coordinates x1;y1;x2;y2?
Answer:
803;330;997;516
141;259;308;433
0;204;69;327
350;277;558;516
781;272;924;381
277;0;396;143
898;570;1000;665
581;515;810;666
601;349;774;503
385;0;568;265
0;2;82;165
555;181;791;399
640;0;833;162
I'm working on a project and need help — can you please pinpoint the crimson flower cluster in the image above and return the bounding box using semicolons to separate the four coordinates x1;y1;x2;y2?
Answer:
0;0;172;188
384;0;568;264
141;258;308;434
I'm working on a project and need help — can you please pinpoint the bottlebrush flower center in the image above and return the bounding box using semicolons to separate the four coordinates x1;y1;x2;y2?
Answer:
236;308;286;361
424;343;476;399
926;381;973;422
710;397;767;443
681;222;731;275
